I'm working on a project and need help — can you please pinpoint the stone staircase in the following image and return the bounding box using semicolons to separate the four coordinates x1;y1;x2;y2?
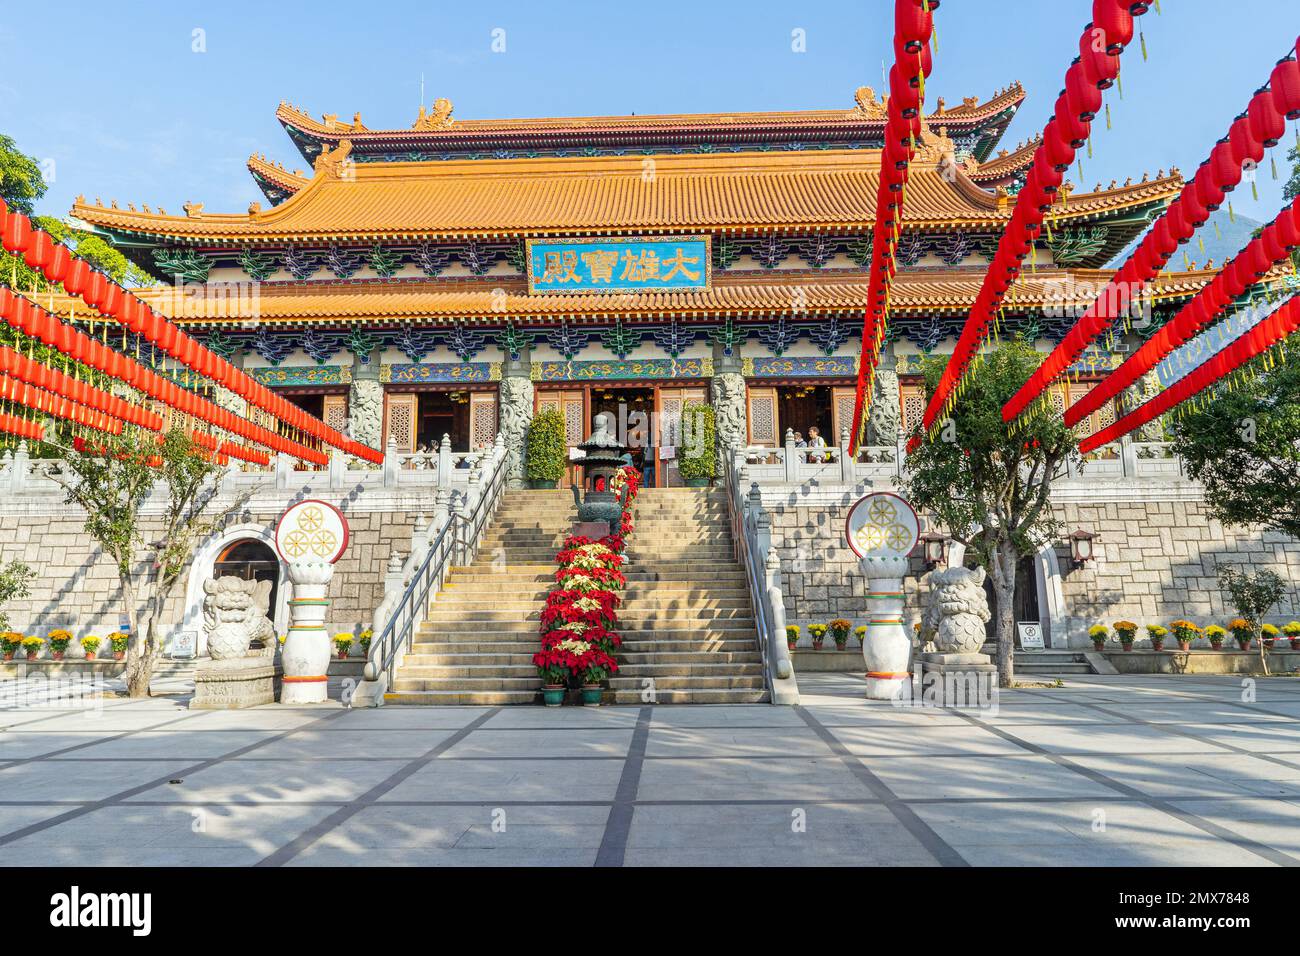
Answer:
608;487;768;704
384;485;769;706
384;489;574;705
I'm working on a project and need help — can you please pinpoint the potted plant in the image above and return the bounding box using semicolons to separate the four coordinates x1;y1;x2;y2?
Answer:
1169;620;1200;652
1145;624;1168;652
1205;624;1226;650
358;628;373;658
1113;620;1137;651
577;645;617;706
1261;623;1280;649
855;625;867;647
1228;617;1253;650
108;631;129;661
1284;621;1300;651
21;636;43;661
533;645;573;707
677;402;716;487
525;407;567;489
785;624;800;651
333;633;354;659
80;635;102;661
1;631;20;662
807;623;827;650
1088;624;1108;651
47;629;72;661
829;619;852;650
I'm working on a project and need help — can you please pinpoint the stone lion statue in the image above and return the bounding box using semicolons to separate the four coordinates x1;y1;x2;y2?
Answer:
202;576;276;661
922;566;992;654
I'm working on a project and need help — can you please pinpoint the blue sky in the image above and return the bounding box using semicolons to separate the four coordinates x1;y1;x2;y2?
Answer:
1;0;1295;227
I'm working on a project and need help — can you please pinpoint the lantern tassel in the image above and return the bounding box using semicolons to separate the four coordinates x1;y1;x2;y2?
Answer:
1105;102;1112;130
1139;27;1148;62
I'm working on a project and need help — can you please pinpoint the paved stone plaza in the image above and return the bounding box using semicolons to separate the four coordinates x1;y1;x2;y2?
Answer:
0;673;1298;867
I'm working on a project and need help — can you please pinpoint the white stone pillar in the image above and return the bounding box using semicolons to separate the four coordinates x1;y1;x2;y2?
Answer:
861;555;911;700
281;561;334;704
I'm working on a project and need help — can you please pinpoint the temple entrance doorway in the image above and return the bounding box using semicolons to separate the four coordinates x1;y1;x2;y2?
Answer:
213;539;281;613
589;385;654;485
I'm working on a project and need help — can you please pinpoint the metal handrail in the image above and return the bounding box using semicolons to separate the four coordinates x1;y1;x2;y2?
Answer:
725;468;775;701
363;446;508;692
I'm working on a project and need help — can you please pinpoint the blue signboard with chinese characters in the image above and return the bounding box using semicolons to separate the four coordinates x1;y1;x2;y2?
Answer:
527;236;711;294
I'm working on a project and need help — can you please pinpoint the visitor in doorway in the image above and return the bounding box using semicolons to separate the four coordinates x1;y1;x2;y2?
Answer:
806;425;828;463
793;431;807;448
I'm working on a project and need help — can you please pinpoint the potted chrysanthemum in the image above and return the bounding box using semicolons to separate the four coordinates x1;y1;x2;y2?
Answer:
333;633;354;659
1088;624;1108;651
1169;620;1200;651
108;631;129;661
1145;624;1168;652
1284;621;1300;651
1;631;20;662
785;625;800;651
1113;620;1137;651
1205;624;1227;650
855;625;867;647
21;636;43;661
47;629;72;661
1261;623;1280;650
1229;618;1252;651
807;623;827;650
80;635;101;661
829;619;852;650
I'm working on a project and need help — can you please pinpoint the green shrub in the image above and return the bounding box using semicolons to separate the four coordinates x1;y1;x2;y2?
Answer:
677;402;716;480
526;408;568;483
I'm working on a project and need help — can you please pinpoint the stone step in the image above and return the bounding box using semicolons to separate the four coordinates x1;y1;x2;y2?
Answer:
398;664;538;678
618;638;760;652
618;651;762;664
385;690;539;706
612;662;764;677
403;652;536;666
411;640;539;653
422;609;755;624
609;674;765;689
610;688;770;704
392;676;540;692
442;582;750;596
431;596;752;611
1017;662;1094;675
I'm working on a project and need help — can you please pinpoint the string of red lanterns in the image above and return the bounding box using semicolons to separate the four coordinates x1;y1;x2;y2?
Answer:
847;0;940;454
0;373;124;435
911;1;1151;452
1064;193;1300;427
0;342;163;431
0;412;44;443
0;285;330;465
0;199;383;464
1004;39;1300;424
1077;295;1300;454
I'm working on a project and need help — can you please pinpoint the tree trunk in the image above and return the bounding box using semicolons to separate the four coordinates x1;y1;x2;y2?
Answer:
992;542;1018;688
1258;625;1270;677
122;571;159;699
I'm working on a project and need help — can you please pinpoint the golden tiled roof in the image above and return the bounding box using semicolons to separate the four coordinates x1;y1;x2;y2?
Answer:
275;84;1026;140
73;149;1181;244
969;136;1040;182
70;267;1213;326
246;153;310;192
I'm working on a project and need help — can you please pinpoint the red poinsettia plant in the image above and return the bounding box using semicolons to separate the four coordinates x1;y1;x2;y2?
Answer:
533;466;641;690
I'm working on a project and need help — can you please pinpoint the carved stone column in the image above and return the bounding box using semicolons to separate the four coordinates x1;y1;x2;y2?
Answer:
499;347;535;488
867;345;901;448
281;561;334;704
711;342;747;478
348;355;384;463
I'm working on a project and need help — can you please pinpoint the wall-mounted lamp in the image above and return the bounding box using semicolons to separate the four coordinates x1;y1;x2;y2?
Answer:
919;531;948;569
1069;529;1098;568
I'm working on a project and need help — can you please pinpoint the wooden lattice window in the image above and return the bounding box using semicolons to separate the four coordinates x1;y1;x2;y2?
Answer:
470;392;498;449
747;386;779;445
900;381;926;438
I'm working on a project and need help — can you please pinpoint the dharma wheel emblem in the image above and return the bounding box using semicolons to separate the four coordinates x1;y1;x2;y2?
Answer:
274;500;350;565
845;492;920;560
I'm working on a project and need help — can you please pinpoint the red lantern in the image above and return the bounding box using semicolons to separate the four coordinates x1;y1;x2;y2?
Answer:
84;272;108;311
894;0;933;51
1229;116;1264;169
1269;57;1300;120
1194;165;1227;212
1043;122;1076;171
64;259;92;296
1054;94;1091;147
22;230;54;270
1;213;32;254
1209;139;1241;192
889;64;921;117
1247;89;1285;148
1091;2;1134;54
1078;28;1120;89
46;244;72;285
1065;64;1103;122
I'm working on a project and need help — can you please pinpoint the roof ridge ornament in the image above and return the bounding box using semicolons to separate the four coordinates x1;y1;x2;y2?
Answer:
413;98;455;130
314;139;354;178
853;86;888;118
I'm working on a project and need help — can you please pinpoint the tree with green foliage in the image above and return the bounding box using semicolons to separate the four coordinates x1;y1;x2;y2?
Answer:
1217;566;1288;675
46;429;250;697
677;401;716;483
1171;334;1300;541
901;339;1079;686
526;407;568;487
0;559;35;633
0;133;153;289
